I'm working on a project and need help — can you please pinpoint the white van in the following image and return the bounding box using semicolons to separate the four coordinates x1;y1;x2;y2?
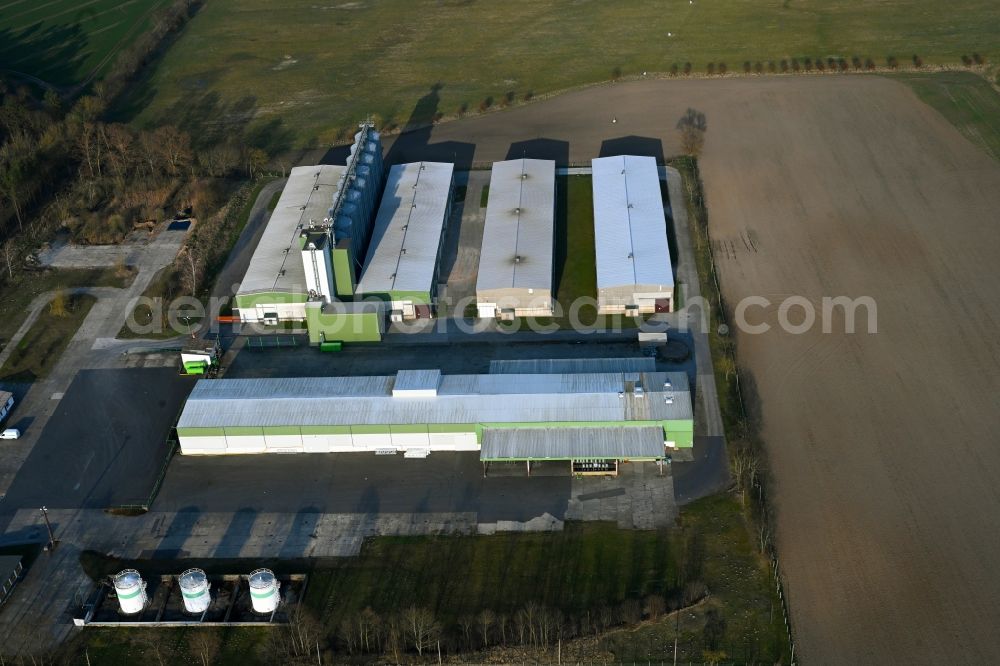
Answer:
0;429;19;440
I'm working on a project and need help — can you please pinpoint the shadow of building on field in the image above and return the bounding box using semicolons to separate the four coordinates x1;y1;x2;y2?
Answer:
213;507;258;558
505;138;570;166
600;135;666;164
150;505;200;559
278;505;321;559
383;84;476;170
153;91;295;156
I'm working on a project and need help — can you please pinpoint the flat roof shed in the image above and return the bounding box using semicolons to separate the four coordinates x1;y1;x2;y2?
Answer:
592;155;674;313
480;426;667;461
476;158;556;316
356;162;454;308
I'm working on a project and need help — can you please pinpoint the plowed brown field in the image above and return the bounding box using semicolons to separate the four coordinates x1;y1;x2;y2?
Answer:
395;76;1000;663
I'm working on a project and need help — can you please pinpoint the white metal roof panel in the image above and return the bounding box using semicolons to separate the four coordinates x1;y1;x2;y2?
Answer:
357;162;453;296
176;371;692;429
239;165;345;296
476;159;555;293
480;426;666;460
392;369;442;396
592;155;674;290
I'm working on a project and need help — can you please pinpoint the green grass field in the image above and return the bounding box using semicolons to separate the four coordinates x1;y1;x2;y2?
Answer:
554;175;597;315
122;0;1000;146
0;266;133;344
0;0;171;88
0;292;96;382
892;71;1000;162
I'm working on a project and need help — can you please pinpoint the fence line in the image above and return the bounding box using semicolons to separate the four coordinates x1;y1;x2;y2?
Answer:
683;157;796;664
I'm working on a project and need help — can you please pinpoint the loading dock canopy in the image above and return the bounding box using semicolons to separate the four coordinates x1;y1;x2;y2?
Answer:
480;426;666;461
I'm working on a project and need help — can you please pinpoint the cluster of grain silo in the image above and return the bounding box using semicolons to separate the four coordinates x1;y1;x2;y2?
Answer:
110;568;280;616
331;124;385;287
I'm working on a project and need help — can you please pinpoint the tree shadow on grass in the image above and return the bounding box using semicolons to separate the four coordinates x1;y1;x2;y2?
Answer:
0;23;90;91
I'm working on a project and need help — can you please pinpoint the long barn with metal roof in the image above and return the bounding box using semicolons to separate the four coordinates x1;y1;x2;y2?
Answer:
175;363;694;467
356;161;454;319
476;158;556;318
235;165;345;322
592;155;674;314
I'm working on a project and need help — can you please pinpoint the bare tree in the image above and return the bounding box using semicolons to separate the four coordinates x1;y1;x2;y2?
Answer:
477;609;496;648
245;147;268;179
357;607;380;653
189;630;221;666
643;594;667;620
288;606;323;657
458;614;475;650
2;239;15;279
339;617;357;654
180;245;201;297
402;606;439;656
153;125;193;176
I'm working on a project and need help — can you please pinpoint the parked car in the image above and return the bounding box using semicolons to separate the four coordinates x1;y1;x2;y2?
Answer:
0;429;19;440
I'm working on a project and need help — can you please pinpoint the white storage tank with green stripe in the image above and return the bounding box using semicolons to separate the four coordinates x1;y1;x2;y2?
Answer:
179;568;211;614
248;568;280;613
113;569;147;615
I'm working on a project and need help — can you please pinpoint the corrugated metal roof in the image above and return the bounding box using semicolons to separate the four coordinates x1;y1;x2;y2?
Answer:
357;162;453;297
480;426;666;460
176;371;692;429
239;165;345;296
592;155;674;290
476;159;555;293
489;357;657;375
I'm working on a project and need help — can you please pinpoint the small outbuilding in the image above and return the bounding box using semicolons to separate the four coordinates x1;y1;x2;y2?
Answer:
592;155;674;314
476;158;556;318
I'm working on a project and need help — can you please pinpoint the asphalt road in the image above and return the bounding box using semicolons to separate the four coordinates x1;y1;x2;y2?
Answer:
226;338;692;378
154;451;570;523
0;368;192;520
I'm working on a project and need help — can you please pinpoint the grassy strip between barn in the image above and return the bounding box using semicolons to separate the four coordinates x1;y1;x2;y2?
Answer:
0;292;97;382
68;494;784;664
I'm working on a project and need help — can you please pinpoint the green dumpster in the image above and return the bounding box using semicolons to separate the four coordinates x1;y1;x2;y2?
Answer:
184;361;208;375
319;341;343;352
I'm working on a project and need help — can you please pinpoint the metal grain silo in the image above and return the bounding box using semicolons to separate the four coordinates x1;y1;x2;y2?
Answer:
178;568;211;614
248;568;280;614
113;569;147;615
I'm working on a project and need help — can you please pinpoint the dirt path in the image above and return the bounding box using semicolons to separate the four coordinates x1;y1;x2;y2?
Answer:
387;76;1000;663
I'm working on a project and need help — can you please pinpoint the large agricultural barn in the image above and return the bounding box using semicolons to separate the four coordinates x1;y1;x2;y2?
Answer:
356;162;455;319
234;164;345;322
175;360;693;472
475;158;556;318
233;126;386;341
592;155;674;314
